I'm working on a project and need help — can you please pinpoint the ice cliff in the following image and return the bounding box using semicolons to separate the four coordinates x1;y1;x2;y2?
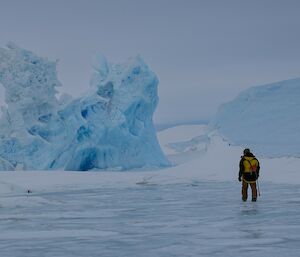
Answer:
0;43;169;171
210;78;300;157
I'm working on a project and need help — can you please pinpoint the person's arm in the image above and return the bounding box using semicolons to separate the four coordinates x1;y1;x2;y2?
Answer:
239;158;244;181
256;159;260;177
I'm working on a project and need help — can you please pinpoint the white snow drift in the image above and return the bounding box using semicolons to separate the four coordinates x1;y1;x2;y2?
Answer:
210;78;300;157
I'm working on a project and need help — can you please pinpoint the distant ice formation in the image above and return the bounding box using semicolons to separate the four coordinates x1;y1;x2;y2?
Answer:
0;43;169;171
210;78;300;157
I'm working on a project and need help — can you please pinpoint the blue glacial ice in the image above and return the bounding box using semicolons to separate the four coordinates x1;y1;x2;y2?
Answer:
0;43;169;171
210;78;300;157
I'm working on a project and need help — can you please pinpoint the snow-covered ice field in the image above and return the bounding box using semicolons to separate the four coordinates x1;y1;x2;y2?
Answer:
1;182;300;257
1;124;300;256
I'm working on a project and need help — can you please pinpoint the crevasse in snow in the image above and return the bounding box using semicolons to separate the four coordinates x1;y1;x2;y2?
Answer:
0;43;169;171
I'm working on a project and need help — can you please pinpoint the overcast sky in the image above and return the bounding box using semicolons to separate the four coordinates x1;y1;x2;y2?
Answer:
0;0;300;124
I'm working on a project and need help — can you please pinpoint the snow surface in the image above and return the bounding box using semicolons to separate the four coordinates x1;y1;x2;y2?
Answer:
1;182;300;257
0;124;300;256
210;78;300;157
0;44;168;171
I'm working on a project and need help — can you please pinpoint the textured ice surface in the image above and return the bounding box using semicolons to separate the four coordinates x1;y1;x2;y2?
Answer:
0;44;169;171
0;156;14;171
167;135;210;154
210;78;300;157
0;182;300;257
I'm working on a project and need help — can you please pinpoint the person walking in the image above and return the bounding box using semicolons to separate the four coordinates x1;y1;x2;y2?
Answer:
238;148;260;202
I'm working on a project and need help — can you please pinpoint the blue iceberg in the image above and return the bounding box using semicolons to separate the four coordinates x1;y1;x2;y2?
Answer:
0;43;169;171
